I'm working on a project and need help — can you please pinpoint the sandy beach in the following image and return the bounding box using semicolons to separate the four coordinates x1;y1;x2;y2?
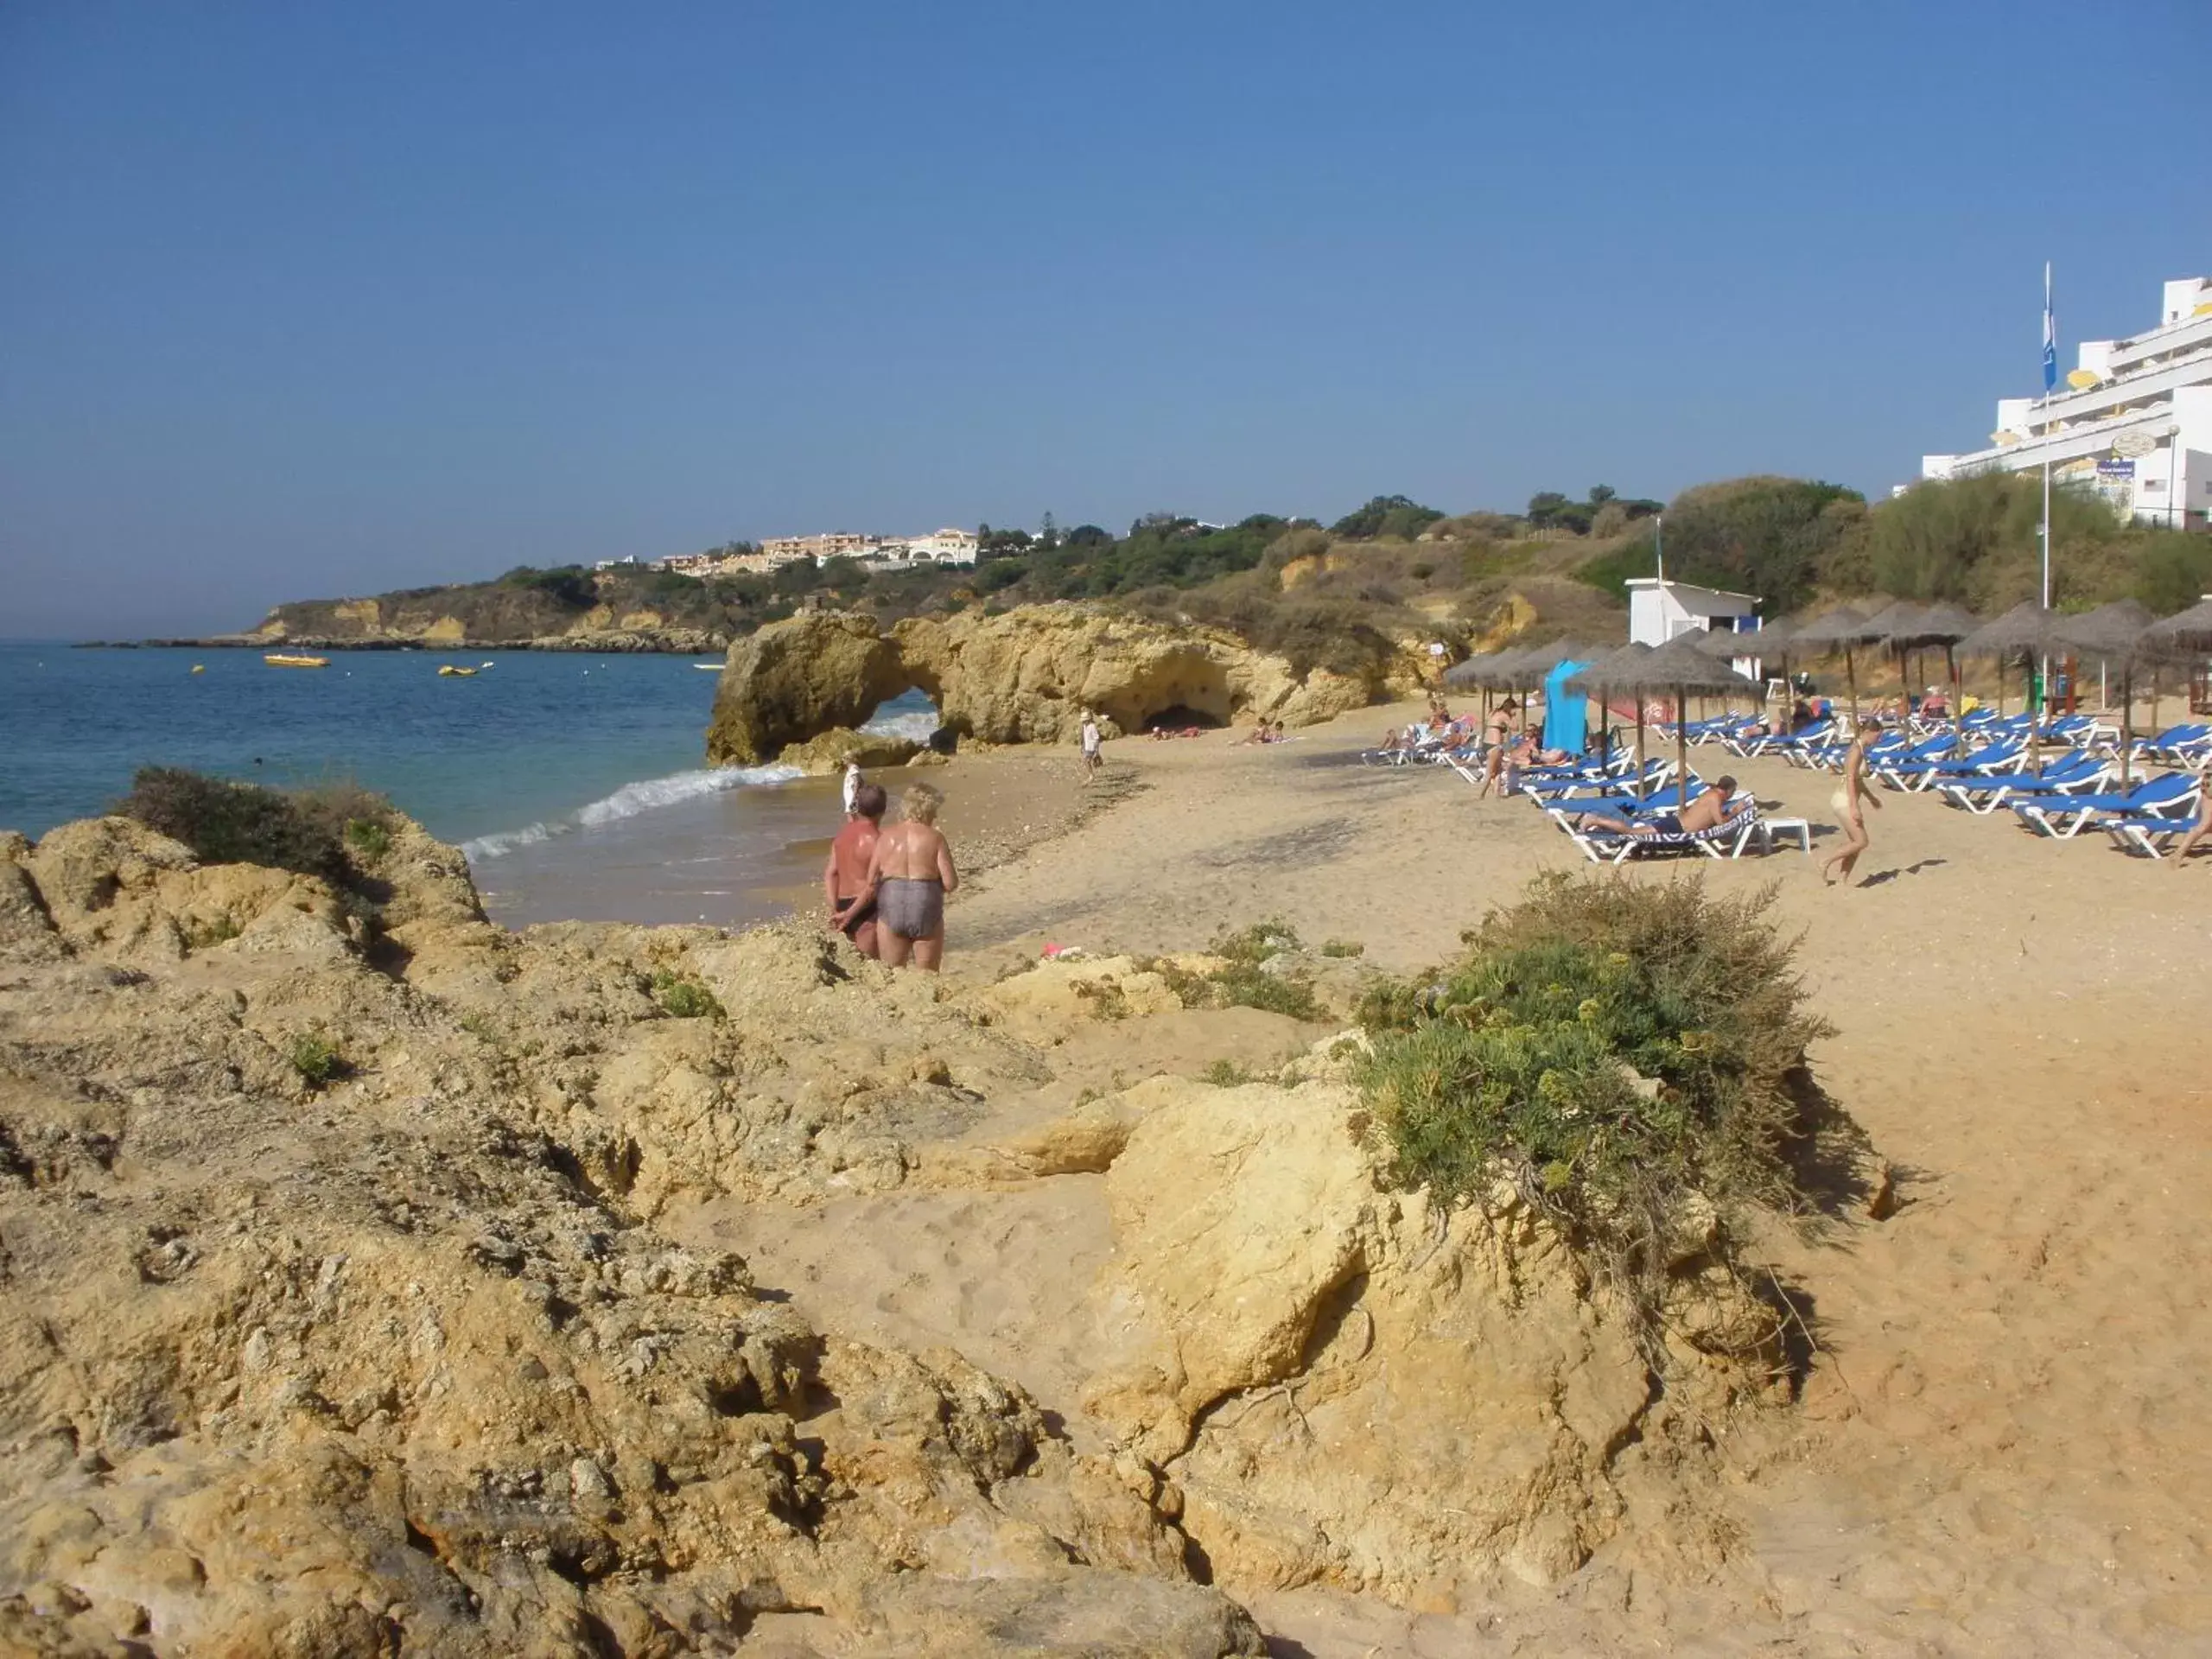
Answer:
708;703;2212;1655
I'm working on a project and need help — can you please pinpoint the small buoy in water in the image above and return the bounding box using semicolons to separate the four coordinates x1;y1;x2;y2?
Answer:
191;664;205;674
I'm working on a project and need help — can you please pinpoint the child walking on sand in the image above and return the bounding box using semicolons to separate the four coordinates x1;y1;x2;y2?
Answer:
1820;717;1883;887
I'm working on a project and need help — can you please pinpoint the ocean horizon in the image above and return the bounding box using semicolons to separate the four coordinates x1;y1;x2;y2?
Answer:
0;642;937;925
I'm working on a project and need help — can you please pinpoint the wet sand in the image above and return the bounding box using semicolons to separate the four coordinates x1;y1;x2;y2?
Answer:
473;745;1114;929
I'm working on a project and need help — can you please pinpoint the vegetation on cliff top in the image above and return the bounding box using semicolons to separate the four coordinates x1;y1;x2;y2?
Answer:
1355;874;1834;1353
257;472;2209;664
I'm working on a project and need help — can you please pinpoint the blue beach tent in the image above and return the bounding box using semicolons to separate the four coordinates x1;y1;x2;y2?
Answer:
1543;658;1589;754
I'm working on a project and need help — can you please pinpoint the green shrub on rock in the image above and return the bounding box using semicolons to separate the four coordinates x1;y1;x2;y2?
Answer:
117;767;346;883
651;969;724;1020
1152;918;1324;1021
289;1033;346;1088
1357;873;1832;1346
113;768;398;887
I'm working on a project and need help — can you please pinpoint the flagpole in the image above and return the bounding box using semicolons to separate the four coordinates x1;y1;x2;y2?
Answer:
2038;260;2055;718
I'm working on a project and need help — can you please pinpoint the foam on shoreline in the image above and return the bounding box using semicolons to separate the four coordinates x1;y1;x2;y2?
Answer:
464;762;803;861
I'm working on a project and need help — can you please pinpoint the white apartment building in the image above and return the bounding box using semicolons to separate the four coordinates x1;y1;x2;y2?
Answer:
1923;276;2212;529
877;527;978;566
758;531;883;564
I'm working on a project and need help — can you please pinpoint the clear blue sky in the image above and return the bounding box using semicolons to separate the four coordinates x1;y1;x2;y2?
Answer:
3;0;2207;637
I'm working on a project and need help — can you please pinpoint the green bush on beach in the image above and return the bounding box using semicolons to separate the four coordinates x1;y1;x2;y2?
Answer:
1153;918;1324;1022
289;1032;346;1088
1357;874;1831;1347
114;767;397;887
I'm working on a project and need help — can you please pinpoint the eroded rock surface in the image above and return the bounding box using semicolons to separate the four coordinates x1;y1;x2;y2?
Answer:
704;614;911;765
0;810;1801;1652
1082;1069;1782;1599
705;604;1434;763
0;816;1263;1656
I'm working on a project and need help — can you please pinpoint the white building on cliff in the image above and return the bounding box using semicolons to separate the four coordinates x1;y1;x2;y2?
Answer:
1922;276;2212;529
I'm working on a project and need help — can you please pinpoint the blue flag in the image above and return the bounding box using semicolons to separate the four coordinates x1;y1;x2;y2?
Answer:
2042;262;2056;393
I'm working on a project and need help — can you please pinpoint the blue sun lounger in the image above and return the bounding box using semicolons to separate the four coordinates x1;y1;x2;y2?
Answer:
1877;739;2028;791
2009;772;2202;838
1934;752;2108;813
2101;807;2208;860
2131;724;2212;767
1548;798;1763;864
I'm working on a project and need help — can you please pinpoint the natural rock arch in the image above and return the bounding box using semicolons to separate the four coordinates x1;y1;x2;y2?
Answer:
705;607;1429;766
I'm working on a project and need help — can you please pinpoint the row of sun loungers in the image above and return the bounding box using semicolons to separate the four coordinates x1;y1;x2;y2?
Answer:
1685;704;2208;858
1372;700;2206;862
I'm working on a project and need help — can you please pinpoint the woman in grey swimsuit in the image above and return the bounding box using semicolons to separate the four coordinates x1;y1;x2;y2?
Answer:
857;783;960;971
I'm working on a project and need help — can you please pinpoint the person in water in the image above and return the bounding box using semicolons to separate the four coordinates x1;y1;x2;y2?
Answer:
823;782;887;958
857;782;959;971
1819;718;1883;887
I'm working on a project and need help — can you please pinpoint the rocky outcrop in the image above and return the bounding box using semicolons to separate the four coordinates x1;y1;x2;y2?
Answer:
0;810;1802;1649
777;727;925;776
1080;1067;1780;1599
706;605;1433;763
0;818;1268;1656
705;613;911;765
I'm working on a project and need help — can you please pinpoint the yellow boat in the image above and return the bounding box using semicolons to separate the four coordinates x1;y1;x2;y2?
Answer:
264;653;329;669
438;664;477;677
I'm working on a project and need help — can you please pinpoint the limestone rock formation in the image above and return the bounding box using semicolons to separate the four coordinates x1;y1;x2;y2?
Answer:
777;727;925;776
705;604;1433;763
1081;1074;1780;1599
0;807;1801;1650
705;613;910;764
0;816;1265;1656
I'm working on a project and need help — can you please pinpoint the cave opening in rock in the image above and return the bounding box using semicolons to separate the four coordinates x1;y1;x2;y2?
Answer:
1141;704;1228;733
1098;652;1236;735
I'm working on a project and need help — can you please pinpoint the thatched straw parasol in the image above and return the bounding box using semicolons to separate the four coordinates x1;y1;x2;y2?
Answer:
1440;653;1493;690
1792;604;1874;721
1569;636;1739;801
2050;600;2156;784
1955;601;2057;720
2139;596;2212;661
2050;598;2154;664
2139;598;2212;741
1566;641;1654;780
1849;600;1929;725
1885;602;1981;748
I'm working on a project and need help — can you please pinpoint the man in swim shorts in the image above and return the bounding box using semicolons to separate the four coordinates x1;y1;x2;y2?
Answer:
856;782;960;971
823;782;887;957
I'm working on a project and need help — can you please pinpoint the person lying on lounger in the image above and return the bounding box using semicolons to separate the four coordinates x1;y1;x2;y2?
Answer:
1570;778;1747;838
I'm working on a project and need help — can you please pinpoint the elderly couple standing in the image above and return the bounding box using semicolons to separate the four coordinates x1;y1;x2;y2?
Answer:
826;762;958;970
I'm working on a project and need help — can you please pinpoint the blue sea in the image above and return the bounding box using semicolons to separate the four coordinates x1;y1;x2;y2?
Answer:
0;643;937;925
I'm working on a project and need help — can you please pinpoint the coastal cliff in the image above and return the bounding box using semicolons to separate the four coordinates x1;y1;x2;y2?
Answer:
247;569;751;654
705;604;1435;765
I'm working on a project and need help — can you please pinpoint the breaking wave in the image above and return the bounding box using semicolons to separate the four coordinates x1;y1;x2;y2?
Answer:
860;695;942;747
462;763;803;861
859;710;941;745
